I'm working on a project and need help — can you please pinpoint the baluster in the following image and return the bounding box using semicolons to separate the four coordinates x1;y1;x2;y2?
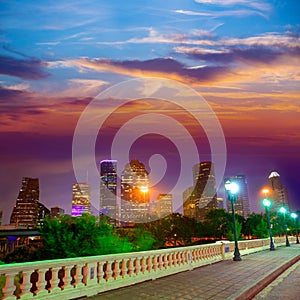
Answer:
81;264;88;286
134;258;139;275
111;260;118;280
103;262;110;282
127;259;133;277
97;262;102;283
70;265;77;288
157;255;162;269
119;260;125;278
57;266;66;290
152;255;157;271
140;257;145;273
146;256;151;272
29;269;39;296
44;268;53;293
13;271;24;299
162;254;167;269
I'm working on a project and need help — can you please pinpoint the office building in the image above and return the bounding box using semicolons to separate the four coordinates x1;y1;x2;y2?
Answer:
50;206;65;218
10;177;49;228
184;161;218;222
121;159;149;226
100;160;117;223
72;183;91;217
268;171;289;209
157;194;173;218
225;175;250;219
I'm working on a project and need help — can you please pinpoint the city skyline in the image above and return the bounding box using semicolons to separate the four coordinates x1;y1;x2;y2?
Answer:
0;1;299;223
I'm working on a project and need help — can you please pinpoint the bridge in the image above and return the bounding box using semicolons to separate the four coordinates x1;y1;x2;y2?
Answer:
0;237;299;299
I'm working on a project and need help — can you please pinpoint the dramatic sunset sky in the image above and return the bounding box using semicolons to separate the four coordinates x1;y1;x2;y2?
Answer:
1;0;299;224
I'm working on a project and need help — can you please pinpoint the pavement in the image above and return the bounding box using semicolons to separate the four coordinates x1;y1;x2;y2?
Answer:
88;244;300;300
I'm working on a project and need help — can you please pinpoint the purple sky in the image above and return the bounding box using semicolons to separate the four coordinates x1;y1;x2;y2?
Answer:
1;1;300;224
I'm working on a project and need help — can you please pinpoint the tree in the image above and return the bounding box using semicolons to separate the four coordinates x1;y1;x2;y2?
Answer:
40;214;132;259
117;226;157;251
202;209;232;239
142;213;197;247
243;213;267;238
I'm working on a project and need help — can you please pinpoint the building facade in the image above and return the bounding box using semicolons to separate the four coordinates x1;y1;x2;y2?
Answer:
50;206;65;218
121;159;149;226
156;194;173;219
183;161;218;222
225;175;250;219
10;177;49;228
71;183;91;217
268;171;289;209
99;160;117;223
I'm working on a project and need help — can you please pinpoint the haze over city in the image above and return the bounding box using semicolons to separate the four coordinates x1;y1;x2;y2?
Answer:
1;0;300;223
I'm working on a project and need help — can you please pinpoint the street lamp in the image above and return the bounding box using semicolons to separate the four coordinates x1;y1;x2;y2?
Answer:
224;180;241;261
140;185;149;221
290;213;300;244
262;198;275;250
279;206;290;247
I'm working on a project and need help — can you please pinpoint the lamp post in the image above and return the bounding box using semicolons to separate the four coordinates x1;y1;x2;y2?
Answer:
290;213;300;244
225;180;241;261
140;185;149;222
279;206;290;247
262;198;275;250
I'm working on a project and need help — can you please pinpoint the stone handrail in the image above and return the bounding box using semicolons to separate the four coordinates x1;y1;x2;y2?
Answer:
0;236;295;299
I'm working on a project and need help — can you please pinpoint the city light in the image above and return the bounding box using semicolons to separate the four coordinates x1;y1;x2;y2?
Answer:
140;186;149;193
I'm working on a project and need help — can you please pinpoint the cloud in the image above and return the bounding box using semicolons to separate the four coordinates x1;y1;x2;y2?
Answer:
194;0;272;12
174;9;268;19
71;57;230;85
0;53;49;80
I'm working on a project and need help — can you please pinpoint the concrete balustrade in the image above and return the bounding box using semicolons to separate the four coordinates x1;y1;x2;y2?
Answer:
0;236;296;299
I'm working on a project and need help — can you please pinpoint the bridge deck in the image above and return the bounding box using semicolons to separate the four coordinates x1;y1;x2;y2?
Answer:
88;244;300;300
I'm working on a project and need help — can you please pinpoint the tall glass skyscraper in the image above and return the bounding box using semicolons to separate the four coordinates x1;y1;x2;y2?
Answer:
99;160;117;223
225;175;250;219
184;161;218;221
268;171;289;209
121;159;149;226
10;177;49;228
71;183;91;217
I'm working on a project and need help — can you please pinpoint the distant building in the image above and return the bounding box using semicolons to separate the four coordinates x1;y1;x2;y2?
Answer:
50;206;65;218
0;210;2;226
72;183;91;217
225;175;250;219
268;171;289;210
217;197;224;209
10;177;49;228
99;160;117;224
184;161;218;222
157;194;173;218
121;159;149;226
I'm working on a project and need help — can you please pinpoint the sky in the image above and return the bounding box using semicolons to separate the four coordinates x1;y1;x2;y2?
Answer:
0;0;300;224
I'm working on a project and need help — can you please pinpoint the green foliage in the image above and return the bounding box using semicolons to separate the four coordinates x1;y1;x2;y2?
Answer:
40;214;133;259
0;260;5;265
118;226;157;251
141;213;197;247
202;209;237;240
4;245;41;263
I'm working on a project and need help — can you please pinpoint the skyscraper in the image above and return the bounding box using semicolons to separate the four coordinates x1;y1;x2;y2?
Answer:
100;160;117;223
268;171;289;209
72;183;91;217
225;175;250;219
183;161;218;222
157;194;173;218
50;206;65;218
10;177;49;228
121;159;149;226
